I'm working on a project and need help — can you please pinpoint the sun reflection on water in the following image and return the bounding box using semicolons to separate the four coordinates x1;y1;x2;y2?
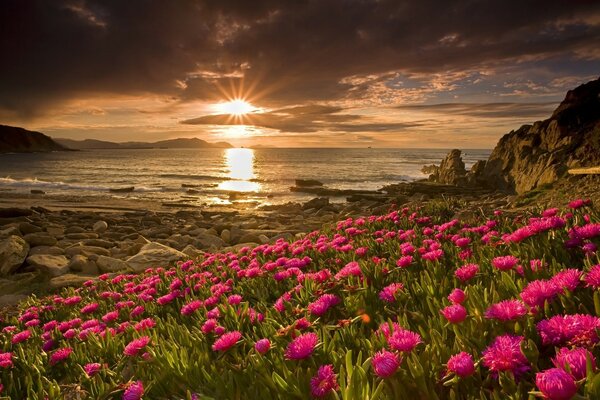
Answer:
219;148;260;192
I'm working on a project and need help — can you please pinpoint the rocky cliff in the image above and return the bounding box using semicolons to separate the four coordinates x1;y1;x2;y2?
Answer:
0;125;70;153
429;77;600;194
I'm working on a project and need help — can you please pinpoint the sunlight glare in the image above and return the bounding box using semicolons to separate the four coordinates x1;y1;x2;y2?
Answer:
217;99;255;116
218;148;260;192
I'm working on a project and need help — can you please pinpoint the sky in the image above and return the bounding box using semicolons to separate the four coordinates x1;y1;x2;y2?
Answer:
1;0;600;148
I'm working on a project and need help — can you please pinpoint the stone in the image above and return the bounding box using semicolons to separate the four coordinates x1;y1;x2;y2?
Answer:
26;254;69;277
82;238;114;248
126;242;187;272
295;179;324;187
182;245;203;258
238;233;261;244
220;229;231;243
65;232;99;240
23;232;57;247
96;255;129;273
64;226;86;234
18;222;42;234
49;274;93;290
68;255;99;274
0;208;33;218
302;197;329;210
0;294;28;306
193;233;225;250
0;235;29;275
258;234;270;244
0;225;21;238
45;226;65;237
28;246;65;256
434;149;467;186
93;220;108;233
65;245;111;258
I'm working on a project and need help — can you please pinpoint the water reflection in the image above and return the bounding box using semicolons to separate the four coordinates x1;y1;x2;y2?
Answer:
219;148;260;192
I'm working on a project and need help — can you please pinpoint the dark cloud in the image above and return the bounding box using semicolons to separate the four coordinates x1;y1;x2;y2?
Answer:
394;102;559;119
1;0;600;116
182;104;421;133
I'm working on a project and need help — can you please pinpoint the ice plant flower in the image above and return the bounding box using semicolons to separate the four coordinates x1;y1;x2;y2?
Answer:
123;380;144;400
285;332;319;360
448;288;466;304
537;314;600;347
584;264;600;289
455;264;479;282
440;304;467;324
11;330;31;344
447;352;475;378
379;283;404;302
387;329;422;352
84;362;102;377
535;368;577;400
492;255;519;271
124;336;151;357
551;269;582;292
485;300;528;321
553;347;596;380
212;331;242;352
372;350;401;378
520;279;561;308
255;339;271;354
482;335;529;376
396;255;413;268
308;294;340;316
49;347;73;366
0;352;13;369
310;364;339;398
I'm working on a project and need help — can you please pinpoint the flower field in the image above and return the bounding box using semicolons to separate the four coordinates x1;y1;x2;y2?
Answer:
1;200;600;399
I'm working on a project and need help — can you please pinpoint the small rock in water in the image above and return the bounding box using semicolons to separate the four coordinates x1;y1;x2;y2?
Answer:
30;189;45;195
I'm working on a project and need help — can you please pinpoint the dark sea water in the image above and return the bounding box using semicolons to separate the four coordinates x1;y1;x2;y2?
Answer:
0;148;491;206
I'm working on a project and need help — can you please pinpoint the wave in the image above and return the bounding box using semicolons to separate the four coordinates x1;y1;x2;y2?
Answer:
0;177;159;193
159;173;265;183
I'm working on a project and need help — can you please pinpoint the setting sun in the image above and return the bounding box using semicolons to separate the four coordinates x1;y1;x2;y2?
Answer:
216;99;255;116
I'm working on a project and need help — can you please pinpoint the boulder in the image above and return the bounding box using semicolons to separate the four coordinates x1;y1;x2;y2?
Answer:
0;225;21;238
64;245;111;258
193;233;225;250
96;255;129;273
26;254;69;277
28;246;65;256
126;242;187;272
23;232;57;247
49;274;93;290
182;245;203;259
0;235;29;275
435;149;467;186
93;220;108;233
18;222;42;234
68;255;99;275
0;294;28;306
302;197;329;210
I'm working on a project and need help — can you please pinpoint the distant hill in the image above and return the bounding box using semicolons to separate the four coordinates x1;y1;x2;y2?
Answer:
0;125;71;153
56;137;232;150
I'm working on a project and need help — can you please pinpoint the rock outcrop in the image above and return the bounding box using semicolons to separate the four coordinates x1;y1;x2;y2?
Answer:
427;77;600;194
0;125;71;153
472;77;600;194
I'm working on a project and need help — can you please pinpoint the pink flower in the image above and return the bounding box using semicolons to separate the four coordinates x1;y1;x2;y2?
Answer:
569;199;590;209
485;300;528;321
584;265;600;289
180;300;203;316
492;255;519;271
551;269;582;292
81;303;99;314
372;350;400;378
212;331;242;352
421;249;443;262
335;262;362;280
255;339;271;354
553;347;596;380
440;304;467;324
11;330;31;344
455;264;479;282
535;368;577;400
447;352;475;377
537;314;600;347
482;335;529;376
124;336;151;357
102;310;119;323
285;332;319;360
0;352;13;369
308;294;340;316
520;279;561;308
379;283;404;302
310;364;339;398
123;380;144;400
227;294;242;305
448;288;466;304
49;347;73;366
396;255;413;268
387;329;422;352
202;318;218;334
84;362;102;377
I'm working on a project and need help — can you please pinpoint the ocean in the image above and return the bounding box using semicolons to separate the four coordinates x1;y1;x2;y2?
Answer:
0;148;491;207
